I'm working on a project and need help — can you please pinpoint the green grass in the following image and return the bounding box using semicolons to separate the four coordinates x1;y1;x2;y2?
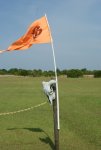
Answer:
0;76;101;150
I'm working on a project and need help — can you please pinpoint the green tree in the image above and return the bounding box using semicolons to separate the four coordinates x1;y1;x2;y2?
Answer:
67;69;83;78
8;68;19;75
18;69;29;76
94;70;101;78
0;69;7;75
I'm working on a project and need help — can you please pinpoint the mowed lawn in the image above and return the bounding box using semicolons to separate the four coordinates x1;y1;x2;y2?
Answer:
0;76;101;150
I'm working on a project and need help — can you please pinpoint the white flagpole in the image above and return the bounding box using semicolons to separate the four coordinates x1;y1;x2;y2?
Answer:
45;14;60;130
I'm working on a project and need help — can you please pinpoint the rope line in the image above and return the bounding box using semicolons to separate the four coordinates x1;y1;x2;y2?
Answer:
0;102;47;116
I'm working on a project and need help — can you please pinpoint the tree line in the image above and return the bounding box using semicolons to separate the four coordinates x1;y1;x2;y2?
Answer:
0;68;101;78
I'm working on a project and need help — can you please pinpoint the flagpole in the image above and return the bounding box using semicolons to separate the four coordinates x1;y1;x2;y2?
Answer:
45;14;60;130
51;41;60;130
45;14;60;150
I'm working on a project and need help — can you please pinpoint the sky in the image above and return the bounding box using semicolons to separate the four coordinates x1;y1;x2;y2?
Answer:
0;0;101;70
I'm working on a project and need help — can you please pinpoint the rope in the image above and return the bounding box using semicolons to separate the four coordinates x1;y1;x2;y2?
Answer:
0;101;47;116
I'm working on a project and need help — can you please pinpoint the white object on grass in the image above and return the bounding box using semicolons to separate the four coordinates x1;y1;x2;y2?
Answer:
42;80;56;104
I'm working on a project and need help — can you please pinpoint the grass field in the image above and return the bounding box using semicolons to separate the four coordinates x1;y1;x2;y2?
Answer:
0;76;101;150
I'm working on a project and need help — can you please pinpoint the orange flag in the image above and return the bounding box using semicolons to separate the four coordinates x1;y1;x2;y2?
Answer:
0;16;51;53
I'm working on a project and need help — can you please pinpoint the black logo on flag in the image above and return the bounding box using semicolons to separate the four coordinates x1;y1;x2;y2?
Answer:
32;25;42;39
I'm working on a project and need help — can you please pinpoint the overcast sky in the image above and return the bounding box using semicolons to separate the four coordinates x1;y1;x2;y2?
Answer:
0;0;101;70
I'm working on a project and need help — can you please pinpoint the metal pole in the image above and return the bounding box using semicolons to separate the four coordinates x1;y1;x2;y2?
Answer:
45;14;60;130
51;41;60;130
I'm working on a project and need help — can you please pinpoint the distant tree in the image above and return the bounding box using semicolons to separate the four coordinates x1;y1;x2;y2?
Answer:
67;69;83;78
42;70;53;77
43;71;48;77
1;68;101;78
18;69;29;76
27;70;33;76
31;69;43;77
0;69;7;75
81;68;87;74
94;70;101;78
8;68;19;75
81;68;94;75
47;70;54;76
37;69;43;76
57;68;61;76
61;69;68;75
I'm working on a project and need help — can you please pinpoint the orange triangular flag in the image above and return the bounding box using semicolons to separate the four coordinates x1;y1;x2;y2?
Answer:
0;16;51;53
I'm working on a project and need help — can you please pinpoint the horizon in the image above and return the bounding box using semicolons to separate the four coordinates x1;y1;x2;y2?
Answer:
0;67;100;71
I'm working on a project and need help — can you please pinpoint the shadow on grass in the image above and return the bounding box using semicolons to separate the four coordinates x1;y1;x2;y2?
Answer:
7;127;55;150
